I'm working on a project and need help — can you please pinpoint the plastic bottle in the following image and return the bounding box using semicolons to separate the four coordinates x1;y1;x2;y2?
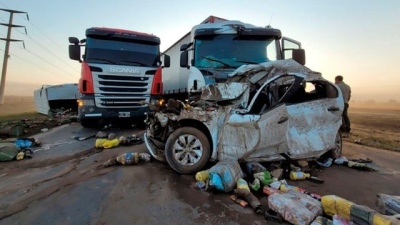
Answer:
279;183;302;192
289;171;311;181
195;170;210;182
253;171;273;185
249;178;261;191
236;178;250;191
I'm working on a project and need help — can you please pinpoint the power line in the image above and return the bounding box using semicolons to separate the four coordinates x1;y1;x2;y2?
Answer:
0;48;75;81
0;3;79;74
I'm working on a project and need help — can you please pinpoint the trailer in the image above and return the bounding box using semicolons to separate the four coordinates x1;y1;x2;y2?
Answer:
33;83;81;116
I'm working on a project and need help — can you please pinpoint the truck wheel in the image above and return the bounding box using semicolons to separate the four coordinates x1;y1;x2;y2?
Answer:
331;130;342;159
165;127;211;174
80;119;99;128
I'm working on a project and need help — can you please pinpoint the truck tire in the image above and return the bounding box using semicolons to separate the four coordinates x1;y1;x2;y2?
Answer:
331;130;342;159
165;127;211;174
80;119;99;128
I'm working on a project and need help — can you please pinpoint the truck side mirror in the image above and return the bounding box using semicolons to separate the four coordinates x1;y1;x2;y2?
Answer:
292;49;306;65
69;44;81;62
180;42;193;51
69;37;79;44
163;54;170;68
180;51;189;68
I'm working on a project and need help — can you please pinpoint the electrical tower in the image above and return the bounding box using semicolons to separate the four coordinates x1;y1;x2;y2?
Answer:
0;8;28;105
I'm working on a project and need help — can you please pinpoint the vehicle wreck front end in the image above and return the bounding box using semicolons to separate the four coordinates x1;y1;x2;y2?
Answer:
145;59;344;174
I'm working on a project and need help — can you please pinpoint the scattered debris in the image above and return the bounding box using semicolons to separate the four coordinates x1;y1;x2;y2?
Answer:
310;216;332;225
376;193;400;216
322;195;400;225
103;152;151;167
234;188;263;214
316;158;333;168
268;191;323;225
230;195;249;208
208;160;244;192
354;139;362;144
0;138;40;161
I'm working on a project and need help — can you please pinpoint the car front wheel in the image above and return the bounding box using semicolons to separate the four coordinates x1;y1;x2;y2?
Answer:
165;127;211;174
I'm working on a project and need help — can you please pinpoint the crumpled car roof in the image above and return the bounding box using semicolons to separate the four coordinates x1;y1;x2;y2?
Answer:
200;59;325;103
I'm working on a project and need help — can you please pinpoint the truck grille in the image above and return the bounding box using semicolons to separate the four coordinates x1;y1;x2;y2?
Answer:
93;73;152;109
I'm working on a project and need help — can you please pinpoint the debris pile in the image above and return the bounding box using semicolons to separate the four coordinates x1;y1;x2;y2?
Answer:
0;111;78;139
0;138;41;161
94;131;144;149
193;159;400;225
103;152;151;167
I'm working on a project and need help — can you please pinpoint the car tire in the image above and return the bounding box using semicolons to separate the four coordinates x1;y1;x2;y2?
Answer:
165;127;211;174
331;130;342;159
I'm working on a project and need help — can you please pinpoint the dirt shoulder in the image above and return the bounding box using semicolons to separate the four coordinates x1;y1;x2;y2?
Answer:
346;106;400;151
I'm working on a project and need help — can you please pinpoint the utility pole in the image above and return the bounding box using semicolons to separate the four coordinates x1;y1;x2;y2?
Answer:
0;8;28;105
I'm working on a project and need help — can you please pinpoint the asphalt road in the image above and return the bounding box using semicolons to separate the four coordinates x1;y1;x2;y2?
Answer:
0;123;399;225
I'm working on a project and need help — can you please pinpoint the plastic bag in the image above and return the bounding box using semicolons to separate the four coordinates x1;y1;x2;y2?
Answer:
208;160;244;192
333;214;356;225
268;191;322;225
376;193;400;216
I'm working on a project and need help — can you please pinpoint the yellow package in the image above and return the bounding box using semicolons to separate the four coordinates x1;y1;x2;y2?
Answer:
195;170;209;182
372;214;399;225
102;139;120;149
95;139;107;148
336;198;353;220
16;152;25;160
321;195;354;220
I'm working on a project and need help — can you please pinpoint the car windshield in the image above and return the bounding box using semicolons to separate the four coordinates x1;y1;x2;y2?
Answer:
193;34;277;69
84;37;160;67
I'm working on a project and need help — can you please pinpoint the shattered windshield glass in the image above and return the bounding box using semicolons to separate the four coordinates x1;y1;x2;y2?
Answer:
194;34;277;69
85;37;160;67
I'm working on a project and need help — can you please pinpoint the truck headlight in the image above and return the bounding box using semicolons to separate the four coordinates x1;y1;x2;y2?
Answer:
77;99;95;107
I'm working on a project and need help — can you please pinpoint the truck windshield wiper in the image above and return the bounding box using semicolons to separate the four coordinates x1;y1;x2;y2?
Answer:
201;56;235;68
235;59;260;64
87;58;116;64
120;60;147;66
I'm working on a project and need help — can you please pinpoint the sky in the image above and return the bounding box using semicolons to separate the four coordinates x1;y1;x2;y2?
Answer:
0;0;399;101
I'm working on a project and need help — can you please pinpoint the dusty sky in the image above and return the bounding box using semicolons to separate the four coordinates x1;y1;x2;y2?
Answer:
0;0;399;101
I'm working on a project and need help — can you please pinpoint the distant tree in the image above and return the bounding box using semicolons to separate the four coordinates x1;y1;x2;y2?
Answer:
388;99;397;104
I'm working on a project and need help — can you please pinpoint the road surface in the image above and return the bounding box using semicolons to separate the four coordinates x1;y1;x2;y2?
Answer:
0;123;399;225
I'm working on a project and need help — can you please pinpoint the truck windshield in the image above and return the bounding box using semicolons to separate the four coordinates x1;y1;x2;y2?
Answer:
84;37;160;67
194;34;277;68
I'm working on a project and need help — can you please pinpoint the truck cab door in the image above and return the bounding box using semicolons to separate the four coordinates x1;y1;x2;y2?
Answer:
282;37;305;65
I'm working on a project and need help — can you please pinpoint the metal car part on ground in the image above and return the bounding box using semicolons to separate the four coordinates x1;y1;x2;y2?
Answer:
144;59;344;174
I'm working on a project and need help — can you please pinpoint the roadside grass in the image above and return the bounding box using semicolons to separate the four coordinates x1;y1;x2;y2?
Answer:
0;112;47;123
346;107;400;151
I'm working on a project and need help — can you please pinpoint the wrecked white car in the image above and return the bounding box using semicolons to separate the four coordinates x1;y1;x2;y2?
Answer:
144;59;344;174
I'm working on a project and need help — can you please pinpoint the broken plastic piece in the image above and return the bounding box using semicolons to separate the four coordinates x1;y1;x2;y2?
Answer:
316;158;333;167
139;153;151;162
234;188;263;214
230;195;248;208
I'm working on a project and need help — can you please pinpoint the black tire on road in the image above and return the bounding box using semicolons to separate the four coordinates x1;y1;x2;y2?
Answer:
165;127;211;174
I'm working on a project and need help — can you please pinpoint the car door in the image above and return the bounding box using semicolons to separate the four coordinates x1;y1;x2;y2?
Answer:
285;81;343;158
247;104;290;159
217;113;260;160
